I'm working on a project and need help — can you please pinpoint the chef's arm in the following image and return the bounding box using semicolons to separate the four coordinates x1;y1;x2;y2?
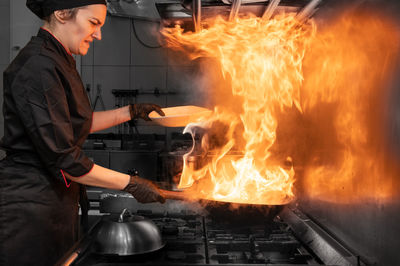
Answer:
66;164;165;203
90;106;131;133
66;164;130;189
90;104;165;133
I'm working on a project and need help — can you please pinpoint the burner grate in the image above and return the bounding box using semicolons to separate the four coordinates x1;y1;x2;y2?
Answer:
69;209;320;265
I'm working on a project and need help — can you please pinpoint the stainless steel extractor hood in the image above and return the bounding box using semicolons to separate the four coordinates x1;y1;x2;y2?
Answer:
157;0;321;31
106;0;169;21
106;0;322;27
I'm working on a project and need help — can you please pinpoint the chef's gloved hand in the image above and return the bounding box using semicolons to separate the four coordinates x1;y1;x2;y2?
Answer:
123;175;166;203
129;103;165;121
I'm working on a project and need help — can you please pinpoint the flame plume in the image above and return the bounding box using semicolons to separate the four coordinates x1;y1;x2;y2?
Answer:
300;10;400;204
162;9;400;205
162;14;313;204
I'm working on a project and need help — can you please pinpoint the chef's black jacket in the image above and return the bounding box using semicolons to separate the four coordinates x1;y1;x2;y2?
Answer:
1;28;94;180
0;28;94;266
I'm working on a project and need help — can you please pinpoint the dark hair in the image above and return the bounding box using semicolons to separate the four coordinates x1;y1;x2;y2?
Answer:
43;8;80;22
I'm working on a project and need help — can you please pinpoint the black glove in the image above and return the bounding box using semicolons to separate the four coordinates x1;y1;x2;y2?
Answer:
123;175;166;203
129;103;165;121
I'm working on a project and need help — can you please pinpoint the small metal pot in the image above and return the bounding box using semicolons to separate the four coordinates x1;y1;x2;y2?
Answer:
91;209;165;256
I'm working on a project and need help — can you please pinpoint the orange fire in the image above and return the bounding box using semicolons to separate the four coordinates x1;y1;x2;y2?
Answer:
300;10;400;204
161;9;400;204
162;13;313;204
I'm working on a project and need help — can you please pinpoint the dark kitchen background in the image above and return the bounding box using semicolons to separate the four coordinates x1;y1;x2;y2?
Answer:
1;1;400;265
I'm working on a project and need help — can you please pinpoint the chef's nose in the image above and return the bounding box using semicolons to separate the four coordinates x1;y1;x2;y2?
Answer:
93;28;102;41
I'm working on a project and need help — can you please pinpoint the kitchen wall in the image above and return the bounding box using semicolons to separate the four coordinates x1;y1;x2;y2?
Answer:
0;0;9;158
297;64;400;266
295;2;400;265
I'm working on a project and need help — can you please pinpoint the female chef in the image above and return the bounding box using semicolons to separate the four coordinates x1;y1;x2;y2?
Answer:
0;1;166;265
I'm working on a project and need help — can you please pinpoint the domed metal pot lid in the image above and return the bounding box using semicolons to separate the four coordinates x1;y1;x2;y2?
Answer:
91;209;165;256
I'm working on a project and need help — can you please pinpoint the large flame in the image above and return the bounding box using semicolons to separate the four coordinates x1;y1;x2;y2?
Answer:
162;13;313;204
161;9;400;205
300;10;400;204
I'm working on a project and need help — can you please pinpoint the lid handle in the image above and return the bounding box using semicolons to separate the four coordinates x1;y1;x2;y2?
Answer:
118;208;131;222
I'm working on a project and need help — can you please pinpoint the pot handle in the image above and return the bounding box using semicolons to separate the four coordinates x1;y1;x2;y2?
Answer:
118;208;131;222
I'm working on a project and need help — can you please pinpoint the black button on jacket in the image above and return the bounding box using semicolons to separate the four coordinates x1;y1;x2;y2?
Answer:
1;28;94;180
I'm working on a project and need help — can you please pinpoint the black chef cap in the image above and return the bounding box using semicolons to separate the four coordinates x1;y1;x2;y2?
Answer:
27;0;107;19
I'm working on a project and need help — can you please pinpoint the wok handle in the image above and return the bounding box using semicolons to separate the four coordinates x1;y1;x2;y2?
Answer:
159;189;192;201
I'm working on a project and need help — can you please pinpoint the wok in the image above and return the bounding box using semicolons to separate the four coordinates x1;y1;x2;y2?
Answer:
159;189;290;224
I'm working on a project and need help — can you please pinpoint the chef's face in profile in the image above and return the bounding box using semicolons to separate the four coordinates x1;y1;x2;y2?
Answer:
57;4;107;55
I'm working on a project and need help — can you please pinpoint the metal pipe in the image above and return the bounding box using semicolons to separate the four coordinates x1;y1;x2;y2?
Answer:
296;0;322;22
262;0;281;20
229;0;242;21
192;0;202;32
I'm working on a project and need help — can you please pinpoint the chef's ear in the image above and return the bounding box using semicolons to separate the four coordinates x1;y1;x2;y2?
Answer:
53;10;71;24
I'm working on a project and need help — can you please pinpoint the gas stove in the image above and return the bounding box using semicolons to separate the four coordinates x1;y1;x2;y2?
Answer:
204;218;314;265
60;198;353;266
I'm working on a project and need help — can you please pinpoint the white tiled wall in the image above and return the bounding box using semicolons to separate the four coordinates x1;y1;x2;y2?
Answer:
94;16;131;66
80;66;94;98
92;66;130;110
130;20;168;66
0;3;9;65
130;66;167;92
81;41;95;65
0;64;5;143
0;0;9;60
9;0;41;61
0;0;10;150
167;49;193;67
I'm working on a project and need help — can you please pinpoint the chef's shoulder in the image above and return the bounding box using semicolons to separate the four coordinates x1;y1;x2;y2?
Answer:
5;56;67;98
9;45;68;81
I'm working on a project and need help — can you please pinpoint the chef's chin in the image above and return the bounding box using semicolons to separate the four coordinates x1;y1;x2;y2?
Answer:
78;47;89;56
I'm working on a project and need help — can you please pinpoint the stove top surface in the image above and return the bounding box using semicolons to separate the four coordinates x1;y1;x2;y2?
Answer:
70;208;320;265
